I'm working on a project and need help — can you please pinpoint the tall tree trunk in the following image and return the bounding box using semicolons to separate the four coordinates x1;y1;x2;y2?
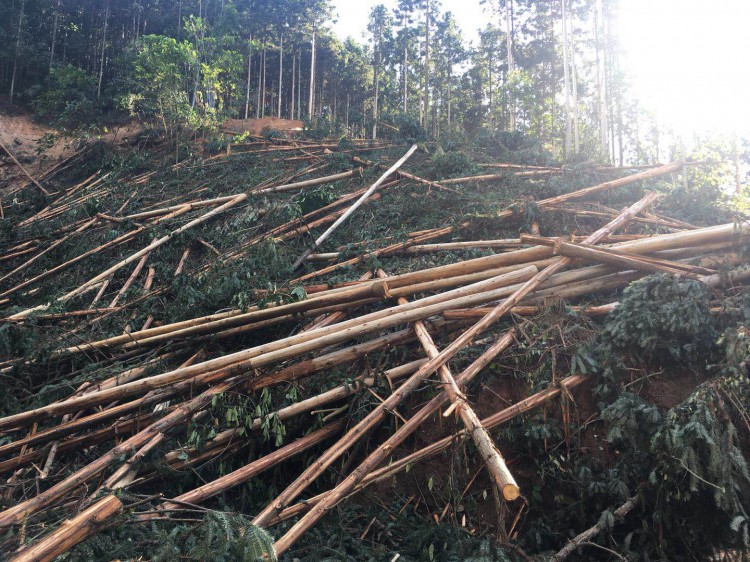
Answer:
488;50;494;129
561;0;573;157
569;11;579;154
505;0;515;131
346;93;350;131
256;52;262;119
176;0;182;39
447;75;452;126
594;0;609;160
403;15;408;113
244;39;252;120
97;1;109;100
277;34;283;119
297;52;302;120
290;54;296;122
373;48;380;139
50;0;61;69
261;48;267;118
423;0;430;131
9;0;26;102
308;30;316;119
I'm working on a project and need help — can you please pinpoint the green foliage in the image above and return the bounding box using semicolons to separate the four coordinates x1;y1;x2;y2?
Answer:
151;512;277;562
602;274;717;366
429;147;475;179
117;35;195;128
32;64;98;127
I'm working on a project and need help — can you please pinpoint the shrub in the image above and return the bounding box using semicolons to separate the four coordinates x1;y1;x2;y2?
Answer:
32;64;98;127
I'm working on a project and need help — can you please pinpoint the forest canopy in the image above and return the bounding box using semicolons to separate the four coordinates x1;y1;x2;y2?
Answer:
1;0;717;166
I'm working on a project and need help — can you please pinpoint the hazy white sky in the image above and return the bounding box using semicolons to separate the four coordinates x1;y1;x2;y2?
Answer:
331;0;750;136
332;0;487;44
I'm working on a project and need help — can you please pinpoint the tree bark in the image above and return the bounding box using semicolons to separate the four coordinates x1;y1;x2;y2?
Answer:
277;34;283;119
309;30;316;118
423;0;430;131
244;38;252;119
12;496;123;562
10;0;26;101
561;0;572;157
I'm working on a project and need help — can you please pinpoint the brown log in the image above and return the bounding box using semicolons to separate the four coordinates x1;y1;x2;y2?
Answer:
11;495;123;562
8;194;248;319
161;420;345;510
0;227;144;300
0;379;240;527
550;495;639;561
292;145;418;269
270;374;591;525
253;168;362;195
0;138;52;196
269;192;659;554
380;269;519;500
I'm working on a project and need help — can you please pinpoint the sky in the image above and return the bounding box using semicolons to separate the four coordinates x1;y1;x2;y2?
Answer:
331;0;750;138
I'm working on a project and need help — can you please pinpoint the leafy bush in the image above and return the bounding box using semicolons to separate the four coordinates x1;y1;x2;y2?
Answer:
602;274;717;366
429;147;475;179
32;64;98;127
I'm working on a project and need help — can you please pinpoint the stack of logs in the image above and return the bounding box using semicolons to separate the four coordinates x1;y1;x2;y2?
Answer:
0;151;747;561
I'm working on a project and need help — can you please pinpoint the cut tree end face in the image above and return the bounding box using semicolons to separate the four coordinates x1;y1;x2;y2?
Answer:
503;484;521;502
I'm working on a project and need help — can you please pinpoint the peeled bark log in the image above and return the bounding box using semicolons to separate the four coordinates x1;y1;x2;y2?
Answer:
253;168;362;195
270;193;659;554
11;495;123;562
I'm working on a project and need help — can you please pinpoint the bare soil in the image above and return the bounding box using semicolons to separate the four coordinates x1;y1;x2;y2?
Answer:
223;117;304;136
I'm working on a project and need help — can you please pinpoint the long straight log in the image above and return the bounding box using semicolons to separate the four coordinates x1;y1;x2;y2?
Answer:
380;269;519;500
0;227;144;300
270;374;591;525
0;139;52;196
253;168;362;195
8;194;248;319
270;193;659;554
11;495;123;562
0;268;537;430
0;217;98;283
0;378;241;527
292;144;418;269
546;240;702;277
161;420;345;510
253;323;520;530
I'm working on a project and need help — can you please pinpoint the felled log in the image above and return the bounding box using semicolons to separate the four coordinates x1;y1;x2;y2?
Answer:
292;144;418;269
269;374;591;525
8;194;248;319
253;168;362;195
550;495;640;561
2;268;536;430
381;270;519;501
0;138;52;196
268;193;659;554
11;495;123;562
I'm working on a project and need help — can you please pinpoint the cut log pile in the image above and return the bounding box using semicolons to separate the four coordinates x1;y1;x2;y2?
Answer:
0;140;747;561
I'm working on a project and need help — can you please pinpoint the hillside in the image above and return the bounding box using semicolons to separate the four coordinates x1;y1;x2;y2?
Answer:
0;117;748;561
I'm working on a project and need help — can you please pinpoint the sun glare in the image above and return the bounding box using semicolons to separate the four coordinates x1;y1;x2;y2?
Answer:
617;0;750;138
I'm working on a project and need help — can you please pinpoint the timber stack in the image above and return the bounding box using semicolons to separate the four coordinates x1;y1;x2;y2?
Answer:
0;137;747;561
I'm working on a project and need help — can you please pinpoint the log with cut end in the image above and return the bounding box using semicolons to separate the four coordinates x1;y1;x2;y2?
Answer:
378;268;519;500
269;192;659;554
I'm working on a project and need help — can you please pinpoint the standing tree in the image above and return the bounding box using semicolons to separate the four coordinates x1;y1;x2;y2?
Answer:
368;5;392;139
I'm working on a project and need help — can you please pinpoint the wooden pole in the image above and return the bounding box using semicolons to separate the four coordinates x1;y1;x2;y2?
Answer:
0;138;52;196
378;269;519;500
11;495;123;562
270;192;659;554
292;144;418;269
253;168;362;195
